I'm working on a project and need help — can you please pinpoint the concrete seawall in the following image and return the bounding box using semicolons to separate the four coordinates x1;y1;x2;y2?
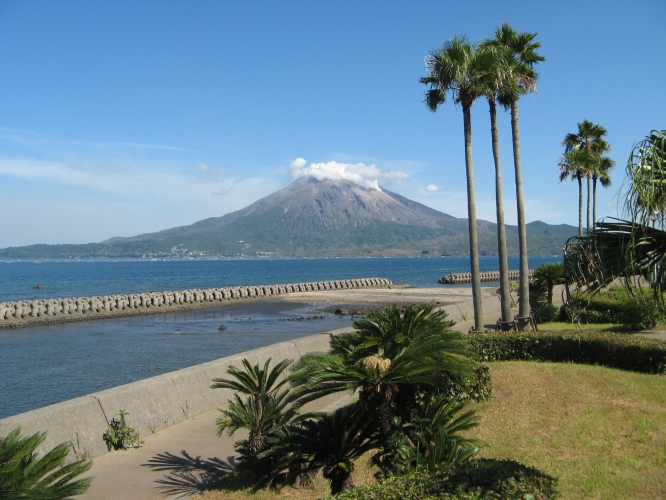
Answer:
0;278;392;329
0;293;501;464
0;333;333;463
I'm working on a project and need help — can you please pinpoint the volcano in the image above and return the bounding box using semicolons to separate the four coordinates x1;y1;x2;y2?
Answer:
99;177;575;257
0;178;577;258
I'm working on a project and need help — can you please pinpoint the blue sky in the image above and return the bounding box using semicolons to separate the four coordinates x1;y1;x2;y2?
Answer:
0;0;664;247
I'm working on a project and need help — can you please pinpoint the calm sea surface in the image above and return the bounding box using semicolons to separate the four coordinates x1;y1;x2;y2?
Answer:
0;256;560;418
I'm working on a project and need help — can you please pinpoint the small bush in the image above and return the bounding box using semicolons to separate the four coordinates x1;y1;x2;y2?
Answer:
440;364;493;403
336;458;558;499
468;331;666;374
561;289;664;328
531;302;558;323
103;410;144;451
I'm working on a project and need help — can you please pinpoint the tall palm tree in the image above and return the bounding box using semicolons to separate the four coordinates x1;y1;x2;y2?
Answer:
420;36;493;331
564;130;666;301
559;149;595;236
477;43;520;323
562;120;613;233
491;23;545;330
593;156;615;227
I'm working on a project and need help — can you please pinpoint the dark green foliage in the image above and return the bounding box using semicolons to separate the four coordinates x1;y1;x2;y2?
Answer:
290;304;482;477
468;331;666;374
559;289;664;329
530;302;558;323
266;404;380;495
102;410;143;451
0;428;93;499
438;365;493;403
335;458;558;499
210;358;305;479
533;263;565;305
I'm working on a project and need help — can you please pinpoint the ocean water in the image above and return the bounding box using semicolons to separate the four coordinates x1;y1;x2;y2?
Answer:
0;255;561;303
0;256;561;418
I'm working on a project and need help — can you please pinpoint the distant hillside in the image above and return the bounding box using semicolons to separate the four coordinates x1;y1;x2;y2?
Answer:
0;178;577;258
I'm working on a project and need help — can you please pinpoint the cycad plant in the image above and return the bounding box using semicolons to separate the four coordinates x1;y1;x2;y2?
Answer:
289;304;477;473
0;428;92;500
401;394;483;472
267;404;380;495
211;358;304;473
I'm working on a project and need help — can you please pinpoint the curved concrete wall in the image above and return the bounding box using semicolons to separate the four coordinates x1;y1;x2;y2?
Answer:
0;333;333;463
0;278;393;329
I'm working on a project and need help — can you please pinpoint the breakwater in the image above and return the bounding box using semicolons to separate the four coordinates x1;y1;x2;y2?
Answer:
438;270;534;284
0;278;392;329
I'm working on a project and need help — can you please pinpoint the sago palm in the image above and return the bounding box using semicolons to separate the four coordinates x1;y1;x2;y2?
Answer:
533;263;565;305
490;22;545;330
0;428;92;500
289;330;477;469
268;404;380;495
211;358;301;459
330;303;464;363
420;36;494;332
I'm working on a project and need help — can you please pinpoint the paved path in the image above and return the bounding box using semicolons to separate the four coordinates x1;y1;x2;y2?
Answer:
78;304;506;500
79;391;353;500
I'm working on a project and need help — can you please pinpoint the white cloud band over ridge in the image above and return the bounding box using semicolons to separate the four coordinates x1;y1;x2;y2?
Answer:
289;158;408;191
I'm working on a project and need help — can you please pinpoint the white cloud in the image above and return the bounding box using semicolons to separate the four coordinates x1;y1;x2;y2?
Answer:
426;184;438;192
289;158;409;191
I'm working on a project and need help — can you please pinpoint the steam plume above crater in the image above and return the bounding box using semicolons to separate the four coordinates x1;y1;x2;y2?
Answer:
289;158;409;191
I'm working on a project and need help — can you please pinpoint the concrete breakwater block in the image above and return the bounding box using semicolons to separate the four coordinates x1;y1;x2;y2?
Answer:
438;270;535;284
0;277;393;329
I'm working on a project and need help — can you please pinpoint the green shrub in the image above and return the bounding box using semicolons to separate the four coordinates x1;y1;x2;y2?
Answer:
102;410;143;451
468;331;666;374
560;289;664;328
439;364;493;403
531;302;558;323
336;458;558;499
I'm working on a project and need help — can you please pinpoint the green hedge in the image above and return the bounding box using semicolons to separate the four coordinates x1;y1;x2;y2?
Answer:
559;289;664;329
468;331;666;374
336;458;558;500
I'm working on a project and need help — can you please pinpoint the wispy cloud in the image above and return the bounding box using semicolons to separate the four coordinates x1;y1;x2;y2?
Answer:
0;127;198;154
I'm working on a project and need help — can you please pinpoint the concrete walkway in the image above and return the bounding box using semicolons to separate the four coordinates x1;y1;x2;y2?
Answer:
80;391;354;500
78;305;510;500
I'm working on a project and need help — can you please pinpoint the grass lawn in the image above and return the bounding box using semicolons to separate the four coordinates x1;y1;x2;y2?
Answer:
197;361;666;500
470;362;666;500
537;321;629;332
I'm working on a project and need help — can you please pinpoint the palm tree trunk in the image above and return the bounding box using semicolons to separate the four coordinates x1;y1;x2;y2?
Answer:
578;176;583;237
586;176;591;234
489;99;511;322
510;101;529;329
463;104;483;331
593;174;598;232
